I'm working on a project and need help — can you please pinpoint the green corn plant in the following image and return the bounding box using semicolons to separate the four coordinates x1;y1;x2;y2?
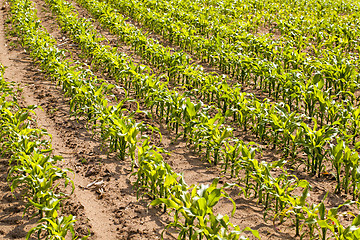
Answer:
267;103;301;152
99;115;142;161
240;159;273;202
221;139;258;178
300;120;338;177
328;139;360;196
182;97;204;139
26;214;90;240
300;81;321;119
250;100;271;142
342;148;360;196
348;107;360;145
329;139;347;194
330;214;360;240
315;199;355;240
151;178;243;240
273;184;310;237
329;138;360;199
8;151;74;217
208;219;260;240
189;113;232;165
268;175;308;218
228;91;252;131
133;139;178;201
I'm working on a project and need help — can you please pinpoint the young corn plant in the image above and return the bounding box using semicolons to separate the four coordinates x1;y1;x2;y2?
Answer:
151;178;259;240
273;185;310;237
26;214;89;240
8;152;74;217
221;139;258;178
330;138;360;197
133;139;178;201
300;120;338;177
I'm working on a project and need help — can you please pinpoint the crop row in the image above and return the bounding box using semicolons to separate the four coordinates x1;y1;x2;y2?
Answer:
75;0;360;154
8;0;261;238
118;0;360;51
0;59;85;239
76;0;359;127
86;0;360;196
37;0;360;238
106;0;360;62
104;0;360;108
45;0;360;200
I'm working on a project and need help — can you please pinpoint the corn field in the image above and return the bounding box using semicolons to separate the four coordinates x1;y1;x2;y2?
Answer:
1;0;360;239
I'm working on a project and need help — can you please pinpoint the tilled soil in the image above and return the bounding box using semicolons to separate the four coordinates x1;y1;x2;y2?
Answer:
0;0;357;239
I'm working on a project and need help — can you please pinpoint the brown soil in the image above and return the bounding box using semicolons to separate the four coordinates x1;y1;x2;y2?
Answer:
0;0;357;239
